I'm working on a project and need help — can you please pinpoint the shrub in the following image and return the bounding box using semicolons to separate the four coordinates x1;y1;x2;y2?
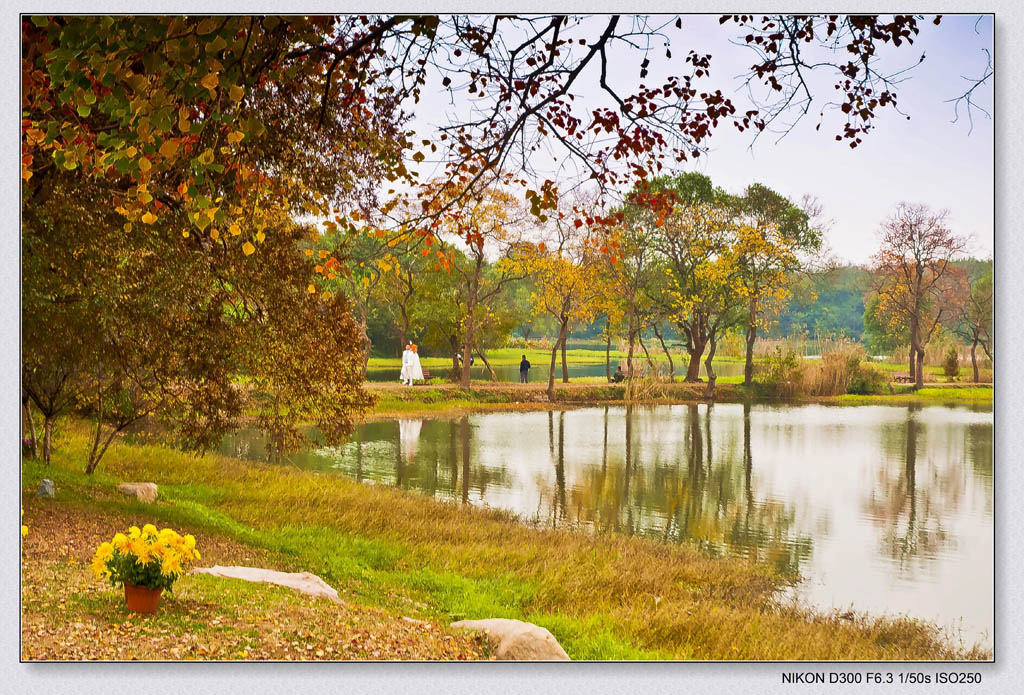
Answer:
848;362;889;395
943;347;960;378
760;348;806;397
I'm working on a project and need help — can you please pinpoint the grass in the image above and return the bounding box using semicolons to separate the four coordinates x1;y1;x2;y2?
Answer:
21;419;990;661
367;347;745;369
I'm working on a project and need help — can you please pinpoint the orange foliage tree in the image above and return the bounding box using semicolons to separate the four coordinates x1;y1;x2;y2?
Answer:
870;203;968;389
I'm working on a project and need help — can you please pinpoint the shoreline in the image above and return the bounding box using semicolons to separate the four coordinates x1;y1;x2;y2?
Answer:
21;419;991;661
365;381;993;418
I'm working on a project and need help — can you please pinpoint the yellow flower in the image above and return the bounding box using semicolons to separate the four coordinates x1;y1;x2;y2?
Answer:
161;553;182;577
112;533;128;550
184;534;196;550
142;523;158;537
128;526;141;540
193;549;201;561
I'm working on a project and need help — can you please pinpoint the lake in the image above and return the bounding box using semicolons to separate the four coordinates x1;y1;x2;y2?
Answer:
218;402;993;647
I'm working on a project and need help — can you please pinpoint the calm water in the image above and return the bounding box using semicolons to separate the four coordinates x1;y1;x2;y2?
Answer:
365;360;746;382
218;403;993;646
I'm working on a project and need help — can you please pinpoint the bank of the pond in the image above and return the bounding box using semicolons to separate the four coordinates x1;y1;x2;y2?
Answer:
367;380;992;417
21;420;989;660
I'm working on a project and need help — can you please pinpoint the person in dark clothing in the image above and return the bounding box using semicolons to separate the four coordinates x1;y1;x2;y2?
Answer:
519;355;531;383
612;365;625;382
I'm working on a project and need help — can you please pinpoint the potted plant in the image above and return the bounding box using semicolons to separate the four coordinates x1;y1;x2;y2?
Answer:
90;524;201;613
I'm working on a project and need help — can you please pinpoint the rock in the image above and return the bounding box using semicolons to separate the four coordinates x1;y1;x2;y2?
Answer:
36;479;55;498
191;565;343;604
450;618;570;660
116;482;158;503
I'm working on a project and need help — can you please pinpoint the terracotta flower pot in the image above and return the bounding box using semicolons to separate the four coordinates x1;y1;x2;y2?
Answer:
124;582;163;614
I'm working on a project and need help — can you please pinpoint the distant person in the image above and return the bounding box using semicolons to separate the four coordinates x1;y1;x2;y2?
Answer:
519;354;531;383
612;365;625;382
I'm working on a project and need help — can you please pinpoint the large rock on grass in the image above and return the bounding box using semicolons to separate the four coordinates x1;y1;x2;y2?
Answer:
36;479;55;498
450;618;570;660
117;482;158;503
192;565;343;604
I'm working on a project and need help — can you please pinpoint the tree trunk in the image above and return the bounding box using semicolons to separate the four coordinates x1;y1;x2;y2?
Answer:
476;349;497;382
908;345;916;379
23;396;38;459
625;327;637;400
652;323;674;379
638;333;655;371
560;327;569;383
703;329;719;400
915;347;925;390
547;319;568;401
460;262;482;388
971;339;979;383
605;317;612;382
356;311;372;378
449;335;461;381
42;416;53;465
743;300;757;386
397;306;409;351
684;331;707;382
460;313;477;388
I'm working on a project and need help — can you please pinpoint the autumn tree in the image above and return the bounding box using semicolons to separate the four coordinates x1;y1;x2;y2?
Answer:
600;210;663;398
506;221;606;399
734;185;820;384
950;262;993;383
643;174;733;381
871;203;968;389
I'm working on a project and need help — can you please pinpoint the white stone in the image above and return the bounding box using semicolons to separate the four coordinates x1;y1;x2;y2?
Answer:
116;482;158;503
192;565;343;604
450;618;570;660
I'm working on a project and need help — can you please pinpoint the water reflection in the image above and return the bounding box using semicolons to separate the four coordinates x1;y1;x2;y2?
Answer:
217;401;992;645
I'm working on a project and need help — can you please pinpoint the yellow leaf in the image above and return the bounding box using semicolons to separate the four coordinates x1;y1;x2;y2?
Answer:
256;231;265;243
210;228;220;241
229;85;244;101
126;146;138;158
308;284;316;294
201;72;220;90
159;139;179;158
227;130;244;145
242;241;255;256
198;149;215;165
141;212;157;224
137;157;152;172
229;223;241;236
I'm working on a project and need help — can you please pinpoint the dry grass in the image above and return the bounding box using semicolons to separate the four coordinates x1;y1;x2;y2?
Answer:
21;502;488;661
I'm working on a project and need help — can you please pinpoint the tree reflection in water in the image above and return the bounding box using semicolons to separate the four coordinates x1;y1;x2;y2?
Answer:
566;403;812;576
867;405;956;572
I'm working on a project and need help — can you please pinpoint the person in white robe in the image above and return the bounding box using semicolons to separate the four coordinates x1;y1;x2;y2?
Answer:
409;344;425;383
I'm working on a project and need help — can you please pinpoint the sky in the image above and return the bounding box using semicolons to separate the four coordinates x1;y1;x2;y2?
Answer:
407;14;993;265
